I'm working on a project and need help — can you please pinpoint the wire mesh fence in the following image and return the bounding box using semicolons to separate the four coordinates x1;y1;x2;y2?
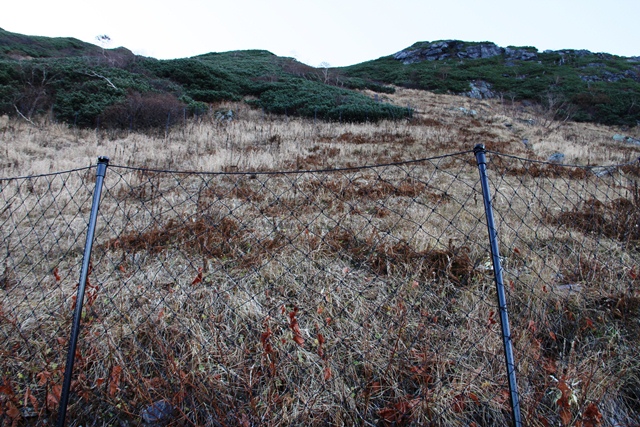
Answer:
1;149;639;426
484;152;640;427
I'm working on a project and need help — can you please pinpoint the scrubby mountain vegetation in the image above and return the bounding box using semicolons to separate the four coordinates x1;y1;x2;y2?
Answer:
341;40;640;127
0;28;409;129
1;29;638;130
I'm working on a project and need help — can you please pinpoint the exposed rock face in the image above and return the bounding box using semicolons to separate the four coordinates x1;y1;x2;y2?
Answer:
393;40;537;65
458;43;502;60
580;69;640;83
505;47;538;61
393;40;457;64
466;80;495;99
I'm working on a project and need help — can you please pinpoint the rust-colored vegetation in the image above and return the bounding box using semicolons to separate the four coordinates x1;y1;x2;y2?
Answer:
545;195;640;243
319;228;475;283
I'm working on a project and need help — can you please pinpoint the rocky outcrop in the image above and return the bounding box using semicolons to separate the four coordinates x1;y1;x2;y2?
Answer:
580;69;640;83
465;80;495;99
393;40;537;65
505;47;538;61
613;134;640;146
550;49;614;60
458;43;502;60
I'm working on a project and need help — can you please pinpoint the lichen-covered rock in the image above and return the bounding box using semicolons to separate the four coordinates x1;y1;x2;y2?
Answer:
466;80;495;99
393;40;539;65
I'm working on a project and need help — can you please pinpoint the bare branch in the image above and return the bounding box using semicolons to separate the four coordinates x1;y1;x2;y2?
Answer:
82;71;119;90
14;104;39;128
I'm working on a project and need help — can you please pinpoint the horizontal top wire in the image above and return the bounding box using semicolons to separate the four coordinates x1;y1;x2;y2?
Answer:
108;150;475;176
0;165;95;181
486;149;640;169
3;150;638;181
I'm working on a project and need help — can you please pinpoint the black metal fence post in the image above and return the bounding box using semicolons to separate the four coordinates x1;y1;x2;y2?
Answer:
57;156;110;427
473;145;522;427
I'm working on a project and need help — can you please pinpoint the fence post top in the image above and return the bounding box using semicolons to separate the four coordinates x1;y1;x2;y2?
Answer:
473;144;486;154
98;156;110;165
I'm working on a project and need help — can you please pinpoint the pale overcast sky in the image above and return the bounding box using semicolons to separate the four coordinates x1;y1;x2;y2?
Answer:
3;0;639;67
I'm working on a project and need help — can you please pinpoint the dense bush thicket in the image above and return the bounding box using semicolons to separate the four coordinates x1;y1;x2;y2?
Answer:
342;51;640;126
99;92;187;130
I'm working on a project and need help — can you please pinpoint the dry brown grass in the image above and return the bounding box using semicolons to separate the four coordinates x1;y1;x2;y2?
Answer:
1;89;640;426
2;87;638;178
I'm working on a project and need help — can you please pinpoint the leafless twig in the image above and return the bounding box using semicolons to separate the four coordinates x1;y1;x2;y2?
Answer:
13;104;39;128
82;70;119;90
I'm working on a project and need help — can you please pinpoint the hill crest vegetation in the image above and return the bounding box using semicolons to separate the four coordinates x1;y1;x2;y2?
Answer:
0;28;638;130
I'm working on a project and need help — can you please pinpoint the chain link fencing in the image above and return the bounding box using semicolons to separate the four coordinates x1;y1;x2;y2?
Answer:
1;149;639;426
484;152;640;427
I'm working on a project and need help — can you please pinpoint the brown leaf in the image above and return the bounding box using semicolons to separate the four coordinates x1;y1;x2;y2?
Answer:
487;310;497;326
452;393;465;413
289;308;304;346
560;408;572;426
323;366;332;380
292;334;304;346
582;403;603;427
109;365;122;397
6;401;20;419
584;318;595;330
46;384;61;411
469;392;480;404
191;267;203;285
36;371;51;387
24;387;39;411
0;382;15;397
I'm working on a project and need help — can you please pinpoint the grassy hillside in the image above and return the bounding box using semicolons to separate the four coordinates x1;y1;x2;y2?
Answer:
340;40;640;127
1;88;639;426
0;28;409;129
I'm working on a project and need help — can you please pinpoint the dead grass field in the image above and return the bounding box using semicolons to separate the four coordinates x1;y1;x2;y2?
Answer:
1;88;640;426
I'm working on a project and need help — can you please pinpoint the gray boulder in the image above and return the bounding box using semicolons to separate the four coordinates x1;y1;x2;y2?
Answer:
548;152;565;164
611;134;640;145
457;107;478;116
466;80;495;99
458;43;502;60
591;166;616;177
626;137;640;146
505;47;538;61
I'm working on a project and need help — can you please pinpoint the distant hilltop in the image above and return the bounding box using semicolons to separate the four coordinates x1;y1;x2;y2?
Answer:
392;40;639;65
